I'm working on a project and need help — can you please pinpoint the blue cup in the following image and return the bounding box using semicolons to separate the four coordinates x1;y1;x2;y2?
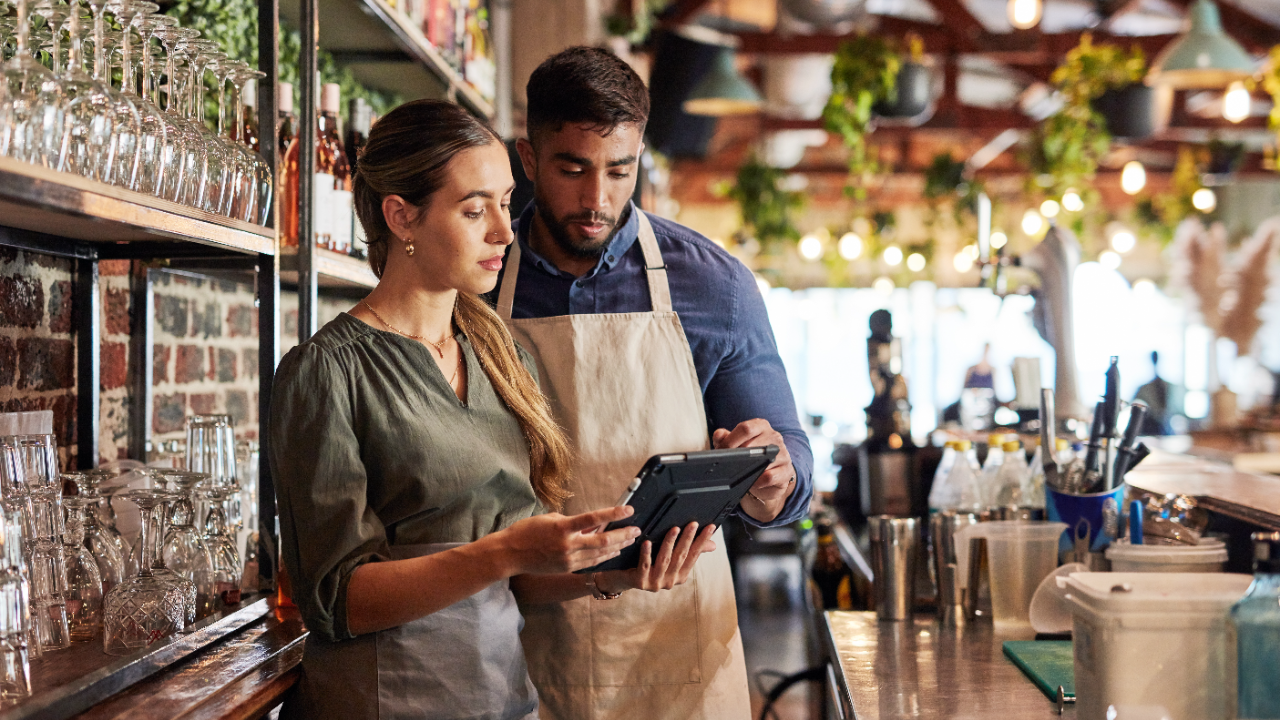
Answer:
1045;484;1127;559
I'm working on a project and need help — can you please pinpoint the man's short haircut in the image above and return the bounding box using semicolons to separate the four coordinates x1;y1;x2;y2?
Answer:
526;46;649;146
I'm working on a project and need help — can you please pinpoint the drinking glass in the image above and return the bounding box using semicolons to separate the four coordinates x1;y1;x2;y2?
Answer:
173;38;215;208
86;0;141;190
0;507;30;703
157;470;216;620
191;48;230;214
227;62;271;224
106;0;167;196
55;3;116;183
60;496;102;642
185;414;237;487
199;484;241;611
31;2;68;75
74;468;130;577
103;489;185;655
60;474;124;595
1;0;68;170
3;435;72;652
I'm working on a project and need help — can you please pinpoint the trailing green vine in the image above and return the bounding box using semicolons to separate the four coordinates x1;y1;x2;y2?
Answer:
822;35;902;198
719;155;804;255
1027;33;1145;195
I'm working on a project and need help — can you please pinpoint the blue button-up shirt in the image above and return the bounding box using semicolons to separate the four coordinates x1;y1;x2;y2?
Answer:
489;202;812;528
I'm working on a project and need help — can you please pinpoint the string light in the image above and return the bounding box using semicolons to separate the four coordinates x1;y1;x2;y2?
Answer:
1022;209;1044;235
1007;0;1042;29
873;276;895;294
1223;81;1251;124
1062;190;1084;212
1121;161;1146;195
1192;188;1217;213
1040;199;1061;218
990;231;1008;249
1100;251;1122;270
839;232;863;260
799;234;823;261
907;253;926;272
883;246;903;266
1110;230;1136;254
965;244;980;260
954;251;975;273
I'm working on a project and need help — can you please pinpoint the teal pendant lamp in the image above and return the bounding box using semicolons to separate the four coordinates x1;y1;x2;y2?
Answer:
683;45;763;116
1149;0;1255;89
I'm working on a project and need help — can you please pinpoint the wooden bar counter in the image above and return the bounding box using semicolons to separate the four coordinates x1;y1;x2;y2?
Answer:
821;612;1074;720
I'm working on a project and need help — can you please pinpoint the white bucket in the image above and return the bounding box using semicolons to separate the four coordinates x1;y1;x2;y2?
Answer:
1105;538;1227;573
1062;572;1252;720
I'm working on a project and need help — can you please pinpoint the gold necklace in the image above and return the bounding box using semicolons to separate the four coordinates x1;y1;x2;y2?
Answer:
361;300;452;359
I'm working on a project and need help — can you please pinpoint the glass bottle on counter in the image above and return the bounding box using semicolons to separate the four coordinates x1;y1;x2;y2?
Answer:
281;82;352;252
927;441;958;513
978;433;1007;507
932;441;983;512
809;519;855;610
993;440;1027;507
1230;531;1280;719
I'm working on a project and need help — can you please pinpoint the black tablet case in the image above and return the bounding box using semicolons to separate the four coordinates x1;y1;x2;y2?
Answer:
580;445;779;573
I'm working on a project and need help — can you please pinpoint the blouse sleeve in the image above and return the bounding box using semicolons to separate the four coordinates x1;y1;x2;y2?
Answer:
268;344;390;642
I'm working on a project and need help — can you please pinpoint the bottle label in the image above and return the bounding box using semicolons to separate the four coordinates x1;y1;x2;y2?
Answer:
331;189;355;255
313;172;335;249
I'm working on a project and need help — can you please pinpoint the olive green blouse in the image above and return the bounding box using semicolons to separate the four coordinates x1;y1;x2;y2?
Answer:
268;312;541;643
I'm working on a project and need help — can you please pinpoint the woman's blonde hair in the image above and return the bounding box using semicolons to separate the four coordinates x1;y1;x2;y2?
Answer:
353;100;572;510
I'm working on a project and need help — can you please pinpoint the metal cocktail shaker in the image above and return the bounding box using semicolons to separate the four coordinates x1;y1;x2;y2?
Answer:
869;516;920;621
930;511;979;625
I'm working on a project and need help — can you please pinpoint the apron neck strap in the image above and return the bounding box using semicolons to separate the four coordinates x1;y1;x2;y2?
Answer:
495;209;672;320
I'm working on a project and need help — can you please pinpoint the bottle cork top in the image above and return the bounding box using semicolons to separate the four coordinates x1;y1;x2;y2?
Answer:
278;82;294;114
1002;440;1021;453
321;83;341;113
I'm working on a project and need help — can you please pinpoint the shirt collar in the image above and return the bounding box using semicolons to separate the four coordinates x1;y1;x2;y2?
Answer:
515;201;641;280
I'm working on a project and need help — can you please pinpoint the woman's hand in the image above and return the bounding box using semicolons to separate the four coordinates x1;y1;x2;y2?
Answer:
598;522;717;594
495;506;641;576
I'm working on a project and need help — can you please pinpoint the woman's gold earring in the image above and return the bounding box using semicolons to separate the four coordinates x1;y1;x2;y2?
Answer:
405;240;415;257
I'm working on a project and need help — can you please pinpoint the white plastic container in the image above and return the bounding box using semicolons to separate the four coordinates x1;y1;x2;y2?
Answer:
1062;572;1252;720
1105;538;1228;573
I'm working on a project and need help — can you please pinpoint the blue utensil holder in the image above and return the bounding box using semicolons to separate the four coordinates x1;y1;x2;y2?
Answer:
1045;484;1127;558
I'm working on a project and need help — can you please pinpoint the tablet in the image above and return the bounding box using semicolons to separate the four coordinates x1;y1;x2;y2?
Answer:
578;445;779;574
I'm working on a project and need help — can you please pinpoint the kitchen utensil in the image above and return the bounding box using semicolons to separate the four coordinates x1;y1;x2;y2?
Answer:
869;516;919;622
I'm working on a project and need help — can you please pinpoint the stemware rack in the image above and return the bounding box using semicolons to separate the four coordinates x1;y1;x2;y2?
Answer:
0;0;494;714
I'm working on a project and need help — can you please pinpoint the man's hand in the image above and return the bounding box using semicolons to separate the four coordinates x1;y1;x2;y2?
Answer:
713;419;795;523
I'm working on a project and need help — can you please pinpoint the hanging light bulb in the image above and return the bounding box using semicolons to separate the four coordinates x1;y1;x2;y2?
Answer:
1022;209;1045;236
1099;251;1122;270
883;246;903;266
799;234;824;261
1121;161;1147;195
1192;187;1218;212
1007;0;1042;29
1062;190;1085;212
1110;230;1137;254
873;276;895;294
838;232;863;260
1223;81;1251;123
953;251;975;273
906;253;926;272
1040;199;1061;218
965;244;980;260
990;231;1008;249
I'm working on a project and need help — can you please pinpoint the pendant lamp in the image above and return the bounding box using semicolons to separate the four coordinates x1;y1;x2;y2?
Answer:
683;45;763;116
1149;0;1254;89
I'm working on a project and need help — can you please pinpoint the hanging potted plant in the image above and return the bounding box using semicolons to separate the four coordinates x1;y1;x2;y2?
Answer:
875;35;933;121
1056;35;1151;138
822;35;902;196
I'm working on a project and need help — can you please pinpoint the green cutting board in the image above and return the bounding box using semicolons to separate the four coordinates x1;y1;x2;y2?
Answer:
1002;641;1075;701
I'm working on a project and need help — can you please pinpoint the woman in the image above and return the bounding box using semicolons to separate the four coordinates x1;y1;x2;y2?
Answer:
269;100;715;720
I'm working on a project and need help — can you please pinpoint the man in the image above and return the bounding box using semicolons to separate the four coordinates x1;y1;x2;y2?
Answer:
491;47;812;719
1134;351;1182;435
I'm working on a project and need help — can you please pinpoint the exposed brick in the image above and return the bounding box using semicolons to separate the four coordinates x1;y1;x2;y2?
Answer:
174;345;204;384
47;280;73;334
0;276;44;328
226;390;250;426
242;348;258;379
28;253;71;272
192;302;221;339
156;295;189;337
153;344;171;385
189;393;216;415
0;337;15;386
0;247;17;265
216;348;236;382
101;341;128;390
105;288;131;335
51;393;75;449
18;337;74;391
98;260;130;276
226;304;255;337
153;393;187;434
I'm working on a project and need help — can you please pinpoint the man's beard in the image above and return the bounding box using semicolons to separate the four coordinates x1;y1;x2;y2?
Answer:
534;189;625;260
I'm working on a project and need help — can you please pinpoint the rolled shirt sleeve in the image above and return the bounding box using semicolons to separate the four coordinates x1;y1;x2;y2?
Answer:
704;260;813;529
268;344;391;642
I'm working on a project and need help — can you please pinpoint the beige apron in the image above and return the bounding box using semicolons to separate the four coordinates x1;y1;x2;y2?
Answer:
498;212;750;720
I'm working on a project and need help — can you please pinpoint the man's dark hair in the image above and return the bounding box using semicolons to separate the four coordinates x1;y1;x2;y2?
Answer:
526;46;649;145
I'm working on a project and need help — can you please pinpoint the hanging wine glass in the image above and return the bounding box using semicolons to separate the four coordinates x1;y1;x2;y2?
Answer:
60;474;124;595
190;48;231;215
102;489;185;655
30;2;68;75
2;0;68;169
60;495;102;642
86;0;141;190
207;55;249;219
227;61;271;225
54;2;117;183
75;468;130;576
151;23;198;202
198;484;240;611
173;38;217;209
105;0;166;195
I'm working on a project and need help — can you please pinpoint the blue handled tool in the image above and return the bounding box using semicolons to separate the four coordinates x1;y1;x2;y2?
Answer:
1129;500;1144;545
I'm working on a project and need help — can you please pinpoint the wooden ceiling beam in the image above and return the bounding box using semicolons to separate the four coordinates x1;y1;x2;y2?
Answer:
922;0;986;40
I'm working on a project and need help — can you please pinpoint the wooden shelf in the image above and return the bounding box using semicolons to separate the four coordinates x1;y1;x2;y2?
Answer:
281;0;494;118
281;246;380;290
0;156;275;257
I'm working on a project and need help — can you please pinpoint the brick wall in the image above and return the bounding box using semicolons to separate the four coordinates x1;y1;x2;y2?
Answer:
1;247;360;465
